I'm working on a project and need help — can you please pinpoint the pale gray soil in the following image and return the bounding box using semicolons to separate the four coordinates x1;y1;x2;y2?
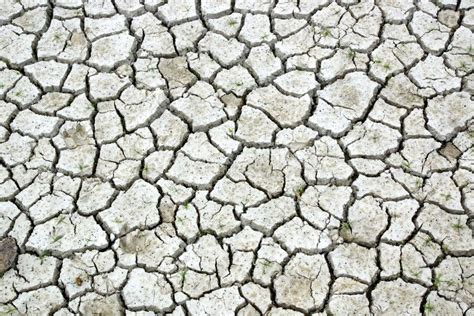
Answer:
0;0;473;315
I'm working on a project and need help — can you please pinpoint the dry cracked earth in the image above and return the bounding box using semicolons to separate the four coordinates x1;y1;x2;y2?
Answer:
0;0;473;315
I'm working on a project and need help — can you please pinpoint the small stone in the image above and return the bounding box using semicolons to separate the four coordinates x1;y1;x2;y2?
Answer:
0;238;17;274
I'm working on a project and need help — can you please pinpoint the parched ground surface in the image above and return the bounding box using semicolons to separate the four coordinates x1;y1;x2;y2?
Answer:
0;0;473;315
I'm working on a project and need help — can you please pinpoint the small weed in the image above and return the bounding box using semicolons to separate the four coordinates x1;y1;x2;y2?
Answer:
113;217;123;224
451;219;463;233
442;243;449;253
235;81;243;87
382;62;391;70
373;58;382;64
445;279;457;287
227;19;238;27
260;259;272;273
320;27;331;37
411;270;421;278
133;147;142;155
433;274;442;288
0;305;17;316
459;62;469;71
56;215;66;225
341;222;351;231
415;178;423;189
401;161;412;170
468;45;473;55
424;302;434;314
340;222;352;241
39;250;50;264
14;91;22;97
294;186;305;199
441;193;453;201
424;236;433;246
142;165;149;175
346;48;356;60
78;163;87;173
370;133;380;143
183;202;189;209
179;267;188;283
51;234;64;244
136;230;147;240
